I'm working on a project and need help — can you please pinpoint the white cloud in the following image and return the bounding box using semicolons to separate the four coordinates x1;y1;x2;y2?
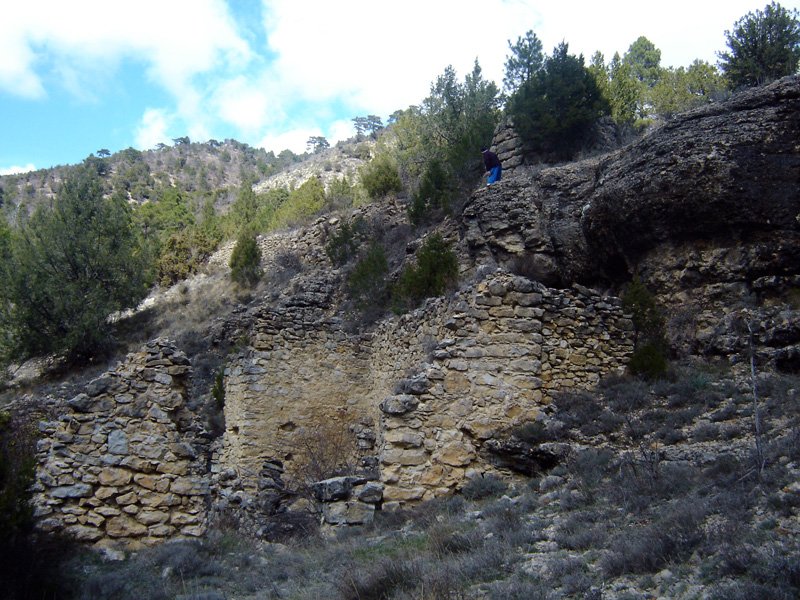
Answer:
260;0;538;115
257;127;322;155
0;0;252;129
327;119;355;145
135;108;171;150
256;0;800;123
530;0;775;68
4;0;800;168
0;164;37;176
0;25;46;99
212;75;274;132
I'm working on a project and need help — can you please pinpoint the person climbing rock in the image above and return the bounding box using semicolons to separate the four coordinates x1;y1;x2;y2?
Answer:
481;147;502;184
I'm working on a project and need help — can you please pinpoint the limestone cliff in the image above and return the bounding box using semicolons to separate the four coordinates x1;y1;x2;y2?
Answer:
467;75;800;368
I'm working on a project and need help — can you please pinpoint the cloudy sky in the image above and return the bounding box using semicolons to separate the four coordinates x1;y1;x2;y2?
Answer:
2;0;797;174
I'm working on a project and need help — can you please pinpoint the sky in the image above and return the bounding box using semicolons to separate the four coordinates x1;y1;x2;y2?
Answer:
2;0;799;175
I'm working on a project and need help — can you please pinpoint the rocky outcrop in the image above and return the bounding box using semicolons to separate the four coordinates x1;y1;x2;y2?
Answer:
32;340;210;547
471;75;800;367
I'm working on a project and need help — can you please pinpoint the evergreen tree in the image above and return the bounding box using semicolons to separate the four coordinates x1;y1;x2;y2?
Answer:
394;233;458;309
608;53;639;125
650;60;727;119
624;36;663;87
421;60;501;179
0;166;150;361
506;42;609;161
229;229;262;286
232;182;258;231
719;1;800;87
360;155;402;199
352;115;383;137
503;30;544;93
306;136;330;154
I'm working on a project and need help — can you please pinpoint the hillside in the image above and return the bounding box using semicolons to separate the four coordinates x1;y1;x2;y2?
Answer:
0;136;372;223
2;76;800;600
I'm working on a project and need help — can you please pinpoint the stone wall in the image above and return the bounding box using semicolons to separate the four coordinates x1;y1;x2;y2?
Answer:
30;277;632;544
370;273;634;506
214;271;380;501
219;271;634;511
490;118;525;178
32;340;210;547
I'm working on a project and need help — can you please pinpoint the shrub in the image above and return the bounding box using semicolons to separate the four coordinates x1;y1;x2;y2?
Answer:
622;277;669;379
229;230;262;286
156;230;196;286
359;154;402;199
393;233;458;309
627;342;669;379
269;176;326;229
461;474;509;500
511;421;551;445
601;499;708;576
407;159;452;225
281;420;359;506
326;174;353;211
326;216;366;266
483;577;551;600
335;556;419;600
692;422;721;442
427;524;482;558
347;240;390;312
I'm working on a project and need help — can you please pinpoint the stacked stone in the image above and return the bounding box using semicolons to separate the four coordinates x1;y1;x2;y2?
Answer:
217;270;633;516
256;458;286;515
491;118;525;176
375;273;634;508
218;270;378;498
313;476;384;527
32;339;210;547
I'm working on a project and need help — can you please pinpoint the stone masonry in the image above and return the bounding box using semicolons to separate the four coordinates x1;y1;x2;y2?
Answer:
490;118;525;177
29;276;633;543
218;271;634;511
370;272;634;506
32;339;210;547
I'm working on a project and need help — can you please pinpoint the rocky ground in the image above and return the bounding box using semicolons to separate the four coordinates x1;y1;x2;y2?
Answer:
56;363;800;600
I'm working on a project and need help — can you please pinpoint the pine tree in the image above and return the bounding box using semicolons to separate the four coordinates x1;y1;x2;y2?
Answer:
1;166;150;361
719;1;800;88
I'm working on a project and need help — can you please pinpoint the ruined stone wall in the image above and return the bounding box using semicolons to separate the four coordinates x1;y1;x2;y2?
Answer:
370;273;634;506
490;118;525;177
219;272;634;509
31;274;633;544
217;302;378;497
32;340;210;547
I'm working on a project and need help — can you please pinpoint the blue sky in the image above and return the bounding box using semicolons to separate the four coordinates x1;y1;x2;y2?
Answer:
2;0;798;175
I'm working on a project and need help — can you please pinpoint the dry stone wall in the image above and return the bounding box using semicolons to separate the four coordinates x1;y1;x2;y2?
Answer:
30;274;633;544
490;118;525;177
370;273;634;506
218;271;634;510
32;340;210;547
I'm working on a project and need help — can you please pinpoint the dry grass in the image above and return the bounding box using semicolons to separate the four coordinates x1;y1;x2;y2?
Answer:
53;368;800;600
